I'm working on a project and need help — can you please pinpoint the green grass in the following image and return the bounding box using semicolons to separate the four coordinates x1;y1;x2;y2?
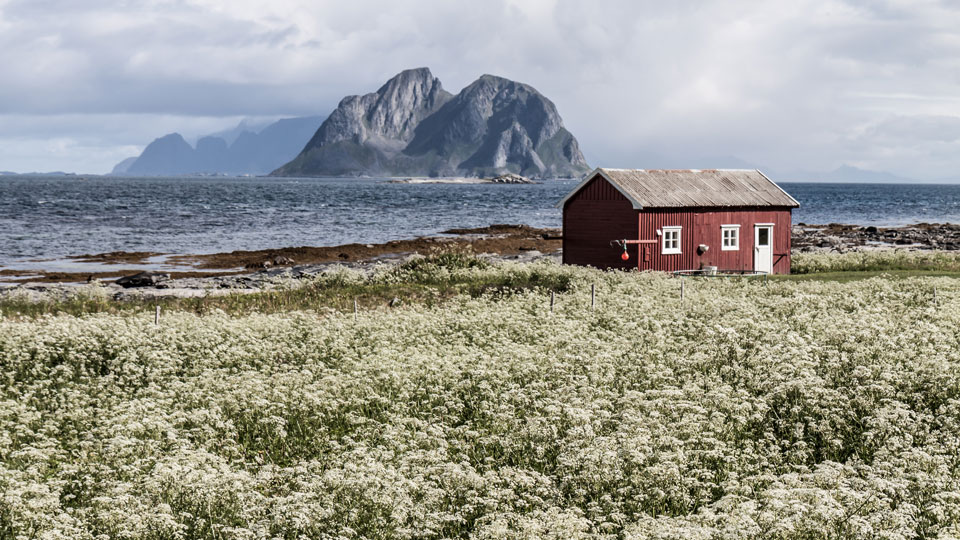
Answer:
0;251;576;319
776;269;960;282
6;249;960;319
791;250;960;274
782;250;960;282
0;282;449;319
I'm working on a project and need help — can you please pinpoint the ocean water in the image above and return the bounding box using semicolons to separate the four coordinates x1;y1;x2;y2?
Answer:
782;182;960;227
0;176;573;268
3;176;960;269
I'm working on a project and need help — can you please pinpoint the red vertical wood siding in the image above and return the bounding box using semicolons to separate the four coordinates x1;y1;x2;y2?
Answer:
562;176;639;269
562;175;794;273
636;208;695;273
637;208;792;273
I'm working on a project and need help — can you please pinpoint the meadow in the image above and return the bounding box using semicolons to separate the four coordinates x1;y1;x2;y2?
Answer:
2;252;960;539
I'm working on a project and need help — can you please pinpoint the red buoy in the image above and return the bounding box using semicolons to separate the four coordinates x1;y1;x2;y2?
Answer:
621;251;629;261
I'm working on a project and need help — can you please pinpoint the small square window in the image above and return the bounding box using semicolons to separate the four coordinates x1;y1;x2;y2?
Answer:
662;227;681;254
721;225;740;251
757;227;770;246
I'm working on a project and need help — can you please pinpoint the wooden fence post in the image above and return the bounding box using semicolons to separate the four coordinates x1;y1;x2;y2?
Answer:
354;298;358;321
591;284;596;310
154;305;160;325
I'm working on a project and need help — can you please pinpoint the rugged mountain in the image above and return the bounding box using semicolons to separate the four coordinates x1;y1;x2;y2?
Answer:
228;116;328;173
203;118;274;146
273;68;589;178
118;116;324;176
126;134;198;176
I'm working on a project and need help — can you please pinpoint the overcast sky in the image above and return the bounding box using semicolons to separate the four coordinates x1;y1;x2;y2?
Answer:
2;0;959;178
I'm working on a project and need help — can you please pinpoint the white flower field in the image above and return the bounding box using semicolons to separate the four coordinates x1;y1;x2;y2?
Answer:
2;260;960;539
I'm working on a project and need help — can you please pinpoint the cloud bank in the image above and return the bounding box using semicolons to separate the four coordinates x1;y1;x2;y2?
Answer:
1;0;959;178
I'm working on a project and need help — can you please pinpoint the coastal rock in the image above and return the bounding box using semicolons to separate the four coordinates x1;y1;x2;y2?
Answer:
488;173;535;184
793;223;960;252
272;68;590;179
115;271;170;288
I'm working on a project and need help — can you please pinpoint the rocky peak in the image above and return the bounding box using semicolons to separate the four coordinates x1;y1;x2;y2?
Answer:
424;74;563;149
367;67;451;142
274;69;590;178
308;68;452;150
127;133;196;175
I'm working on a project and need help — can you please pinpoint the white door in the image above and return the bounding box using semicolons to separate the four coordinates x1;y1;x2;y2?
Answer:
754;225;773;274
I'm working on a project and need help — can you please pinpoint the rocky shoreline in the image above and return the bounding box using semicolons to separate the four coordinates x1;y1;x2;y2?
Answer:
1;249;560;304
0;225;562;302
793;222;960;252
3;222;959;303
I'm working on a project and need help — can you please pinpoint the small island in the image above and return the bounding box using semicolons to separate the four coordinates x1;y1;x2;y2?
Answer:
386;173;537;184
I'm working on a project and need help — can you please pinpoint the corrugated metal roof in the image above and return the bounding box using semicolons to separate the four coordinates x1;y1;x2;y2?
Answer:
559;168;800;209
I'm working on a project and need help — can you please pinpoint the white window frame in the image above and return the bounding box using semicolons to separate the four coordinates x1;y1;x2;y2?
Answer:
721;224;740;251
661;226;682;255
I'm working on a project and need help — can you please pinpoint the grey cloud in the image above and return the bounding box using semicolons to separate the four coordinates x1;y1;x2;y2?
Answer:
1;0;960;177
861;116;960;144
830;114;960;178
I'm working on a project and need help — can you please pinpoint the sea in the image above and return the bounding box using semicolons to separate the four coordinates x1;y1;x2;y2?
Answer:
3;175;960;274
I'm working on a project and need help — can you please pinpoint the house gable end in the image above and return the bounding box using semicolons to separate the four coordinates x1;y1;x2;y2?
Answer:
558;169;643;210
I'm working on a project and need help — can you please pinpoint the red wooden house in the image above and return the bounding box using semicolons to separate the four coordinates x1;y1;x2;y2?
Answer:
559;168;800;274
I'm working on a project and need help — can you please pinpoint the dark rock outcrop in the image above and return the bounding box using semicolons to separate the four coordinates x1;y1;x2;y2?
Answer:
272;68;589;179
792;223;960;252
116;271;171;288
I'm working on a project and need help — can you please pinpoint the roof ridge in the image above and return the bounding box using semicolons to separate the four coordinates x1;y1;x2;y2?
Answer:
599;167;758;172
558;167;800;209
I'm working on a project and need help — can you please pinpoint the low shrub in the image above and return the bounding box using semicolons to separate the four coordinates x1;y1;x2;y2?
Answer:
2;266;960;538
792;249;960;274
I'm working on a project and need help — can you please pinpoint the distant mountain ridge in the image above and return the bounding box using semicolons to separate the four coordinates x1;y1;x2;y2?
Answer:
779;164;917;183
110;157;138;175
201;118;274;147
115;116;324;176
272;68;589;178
815;164;915;183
